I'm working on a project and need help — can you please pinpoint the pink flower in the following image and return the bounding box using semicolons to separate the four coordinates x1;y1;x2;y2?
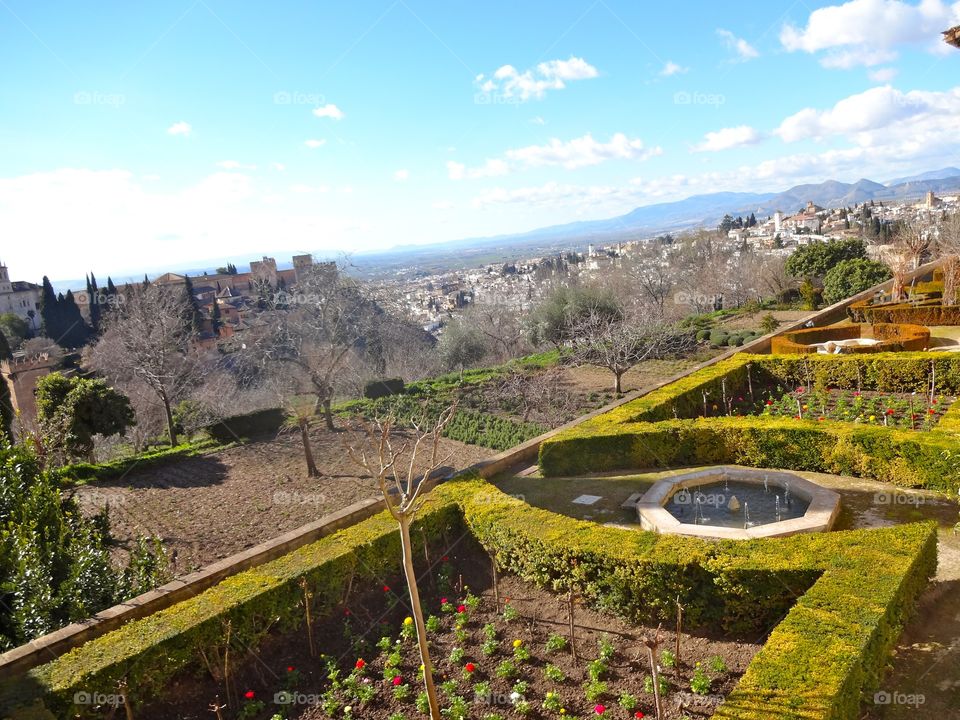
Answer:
440;597;448;604
457;604;466;613
595;704;606;715
392;676;402;686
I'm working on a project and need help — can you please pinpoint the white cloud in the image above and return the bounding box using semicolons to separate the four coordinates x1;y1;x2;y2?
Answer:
394;169;410;181
312;103;344;120
530;116;546;126
432;200;454;210
692;125;763;152
166;121;192;137
446;159;510;180
869;67;899;82
774;85;938;142
717;29;760;61
779;0;960;67
505;133;662;169
475;56;599;101
660;60;689;76
304;139;327;149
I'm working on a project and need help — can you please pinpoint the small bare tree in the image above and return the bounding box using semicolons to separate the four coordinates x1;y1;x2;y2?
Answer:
937;212;960;305
570;310;695;395
349;404;457;720
86;283;198;446
896;217;932;271
284;396;319;477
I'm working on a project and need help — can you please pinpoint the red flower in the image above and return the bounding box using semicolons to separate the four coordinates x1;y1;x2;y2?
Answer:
440;597;448;605
244;690;255;700
765;400;773;406
355;658;366;670
635;713;645;719
818;417;825;422
885;408;894;415
392;675;403;686
464;662;475;673
457;604;466;613
287;666;295;672
796;387;806;394
344;608;351;616
595;705;606;716
442;556;449;561
383;585;390;592
929;408;937;414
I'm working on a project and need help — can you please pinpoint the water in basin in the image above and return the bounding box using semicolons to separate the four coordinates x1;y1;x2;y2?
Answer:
666;479;809;528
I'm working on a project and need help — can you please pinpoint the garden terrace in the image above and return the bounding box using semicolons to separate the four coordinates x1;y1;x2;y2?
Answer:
539;352;960;493
769;323;930;354
0;479;936;720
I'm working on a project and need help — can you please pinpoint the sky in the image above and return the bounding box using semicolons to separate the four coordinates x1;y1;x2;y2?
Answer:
1;0;959;284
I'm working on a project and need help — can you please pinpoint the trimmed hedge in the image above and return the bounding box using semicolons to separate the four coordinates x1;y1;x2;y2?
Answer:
204;407;285;442
59;438;223;483
461;481;936;719
0;495;463;716
1;479;937;720
541;352;960;492
848;297;960;324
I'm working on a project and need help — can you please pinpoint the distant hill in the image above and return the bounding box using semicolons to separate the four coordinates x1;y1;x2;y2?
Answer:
885;167;960;186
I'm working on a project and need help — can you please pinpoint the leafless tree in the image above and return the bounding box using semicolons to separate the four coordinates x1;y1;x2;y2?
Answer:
349;405;457;720
490;366;576;425
895;217;932;271
463;303;532;363
244;262;382;431
615;244;677;318
937;212;960;305
86;283;199;446
284;396;319;477
569;309;695;394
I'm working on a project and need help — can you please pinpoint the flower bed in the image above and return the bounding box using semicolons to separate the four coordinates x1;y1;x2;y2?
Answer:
0;479;937;720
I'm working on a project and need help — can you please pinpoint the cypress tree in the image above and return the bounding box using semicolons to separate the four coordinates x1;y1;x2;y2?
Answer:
59;290;90;348
39;277;61;340
88;273;101;333
211;300;222;336
106;277;117;296
182;275;202;333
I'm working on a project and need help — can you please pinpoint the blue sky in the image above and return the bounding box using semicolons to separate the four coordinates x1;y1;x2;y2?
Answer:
1;0;959;283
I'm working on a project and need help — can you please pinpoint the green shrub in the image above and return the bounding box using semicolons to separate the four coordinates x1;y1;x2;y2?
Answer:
204;407;285;442
363;377;405;399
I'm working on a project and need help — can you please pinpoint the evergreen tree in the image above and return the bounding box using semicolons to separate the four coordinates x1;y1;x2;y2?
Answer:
142;274;150;289
211;300;222;336
58;290;90;348
182;275;202;333
39;276;61;340
0;328;10;361
106;277;118;296
88;273;101;333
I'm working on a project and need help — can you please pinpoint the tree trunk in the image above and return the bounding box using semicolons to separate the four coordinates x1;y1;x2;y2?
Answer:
399;516;441;719
322;397;334;431
299;421;318;477
614;370;623;395
161;391;178;447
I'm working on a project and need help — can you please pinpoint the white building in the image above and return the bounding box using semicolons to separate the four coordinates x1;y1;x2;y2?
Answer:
0;263;41;331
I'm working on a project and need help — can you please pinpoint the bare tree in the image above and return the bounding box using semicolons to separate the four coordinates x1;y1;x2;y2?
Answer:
490;366;576;425
615;244;677;318
937;212;960;305
284;396;319;477
245;263;380;430
569;310;695;394
463;304;531;363
349;405;457;720
895;217;932;271
86;283;198;446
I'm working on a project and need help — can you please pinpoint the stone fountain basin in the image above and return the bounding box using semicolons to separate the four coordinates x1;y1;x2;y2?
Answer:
636;466;841;540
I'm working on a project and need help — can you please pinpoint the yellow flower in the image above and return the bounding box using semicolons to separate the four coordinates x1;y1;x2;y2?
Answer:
512;639;522;648
403;617;413;626
869;415;876;422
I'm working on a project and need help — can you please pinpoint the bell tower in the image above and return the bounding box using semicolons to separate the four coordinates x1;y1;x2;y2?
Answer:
0;263;12;295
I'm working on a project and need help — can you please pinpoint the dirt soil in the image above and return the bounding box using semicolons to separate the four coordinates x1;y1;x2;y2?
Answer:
73;427;493;576
135;540;760;720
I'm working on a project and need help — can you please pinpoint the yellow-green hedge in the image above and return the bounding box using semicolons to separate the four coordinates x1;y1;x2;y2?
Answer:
541;353;960;492
0;479;937;720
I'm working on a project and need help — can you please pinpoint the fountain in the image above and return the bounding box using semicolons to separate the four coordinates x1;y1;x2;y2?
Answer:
636;466;841;539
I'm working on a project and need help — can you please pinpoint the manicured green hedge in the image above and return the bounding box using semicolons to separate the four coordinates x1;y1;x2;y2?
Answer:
458;481;936;720
0;479;936;720
0;496;462;716
59;437;224;483
541;352;960;492
204;407;285;442
848;297;960;324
